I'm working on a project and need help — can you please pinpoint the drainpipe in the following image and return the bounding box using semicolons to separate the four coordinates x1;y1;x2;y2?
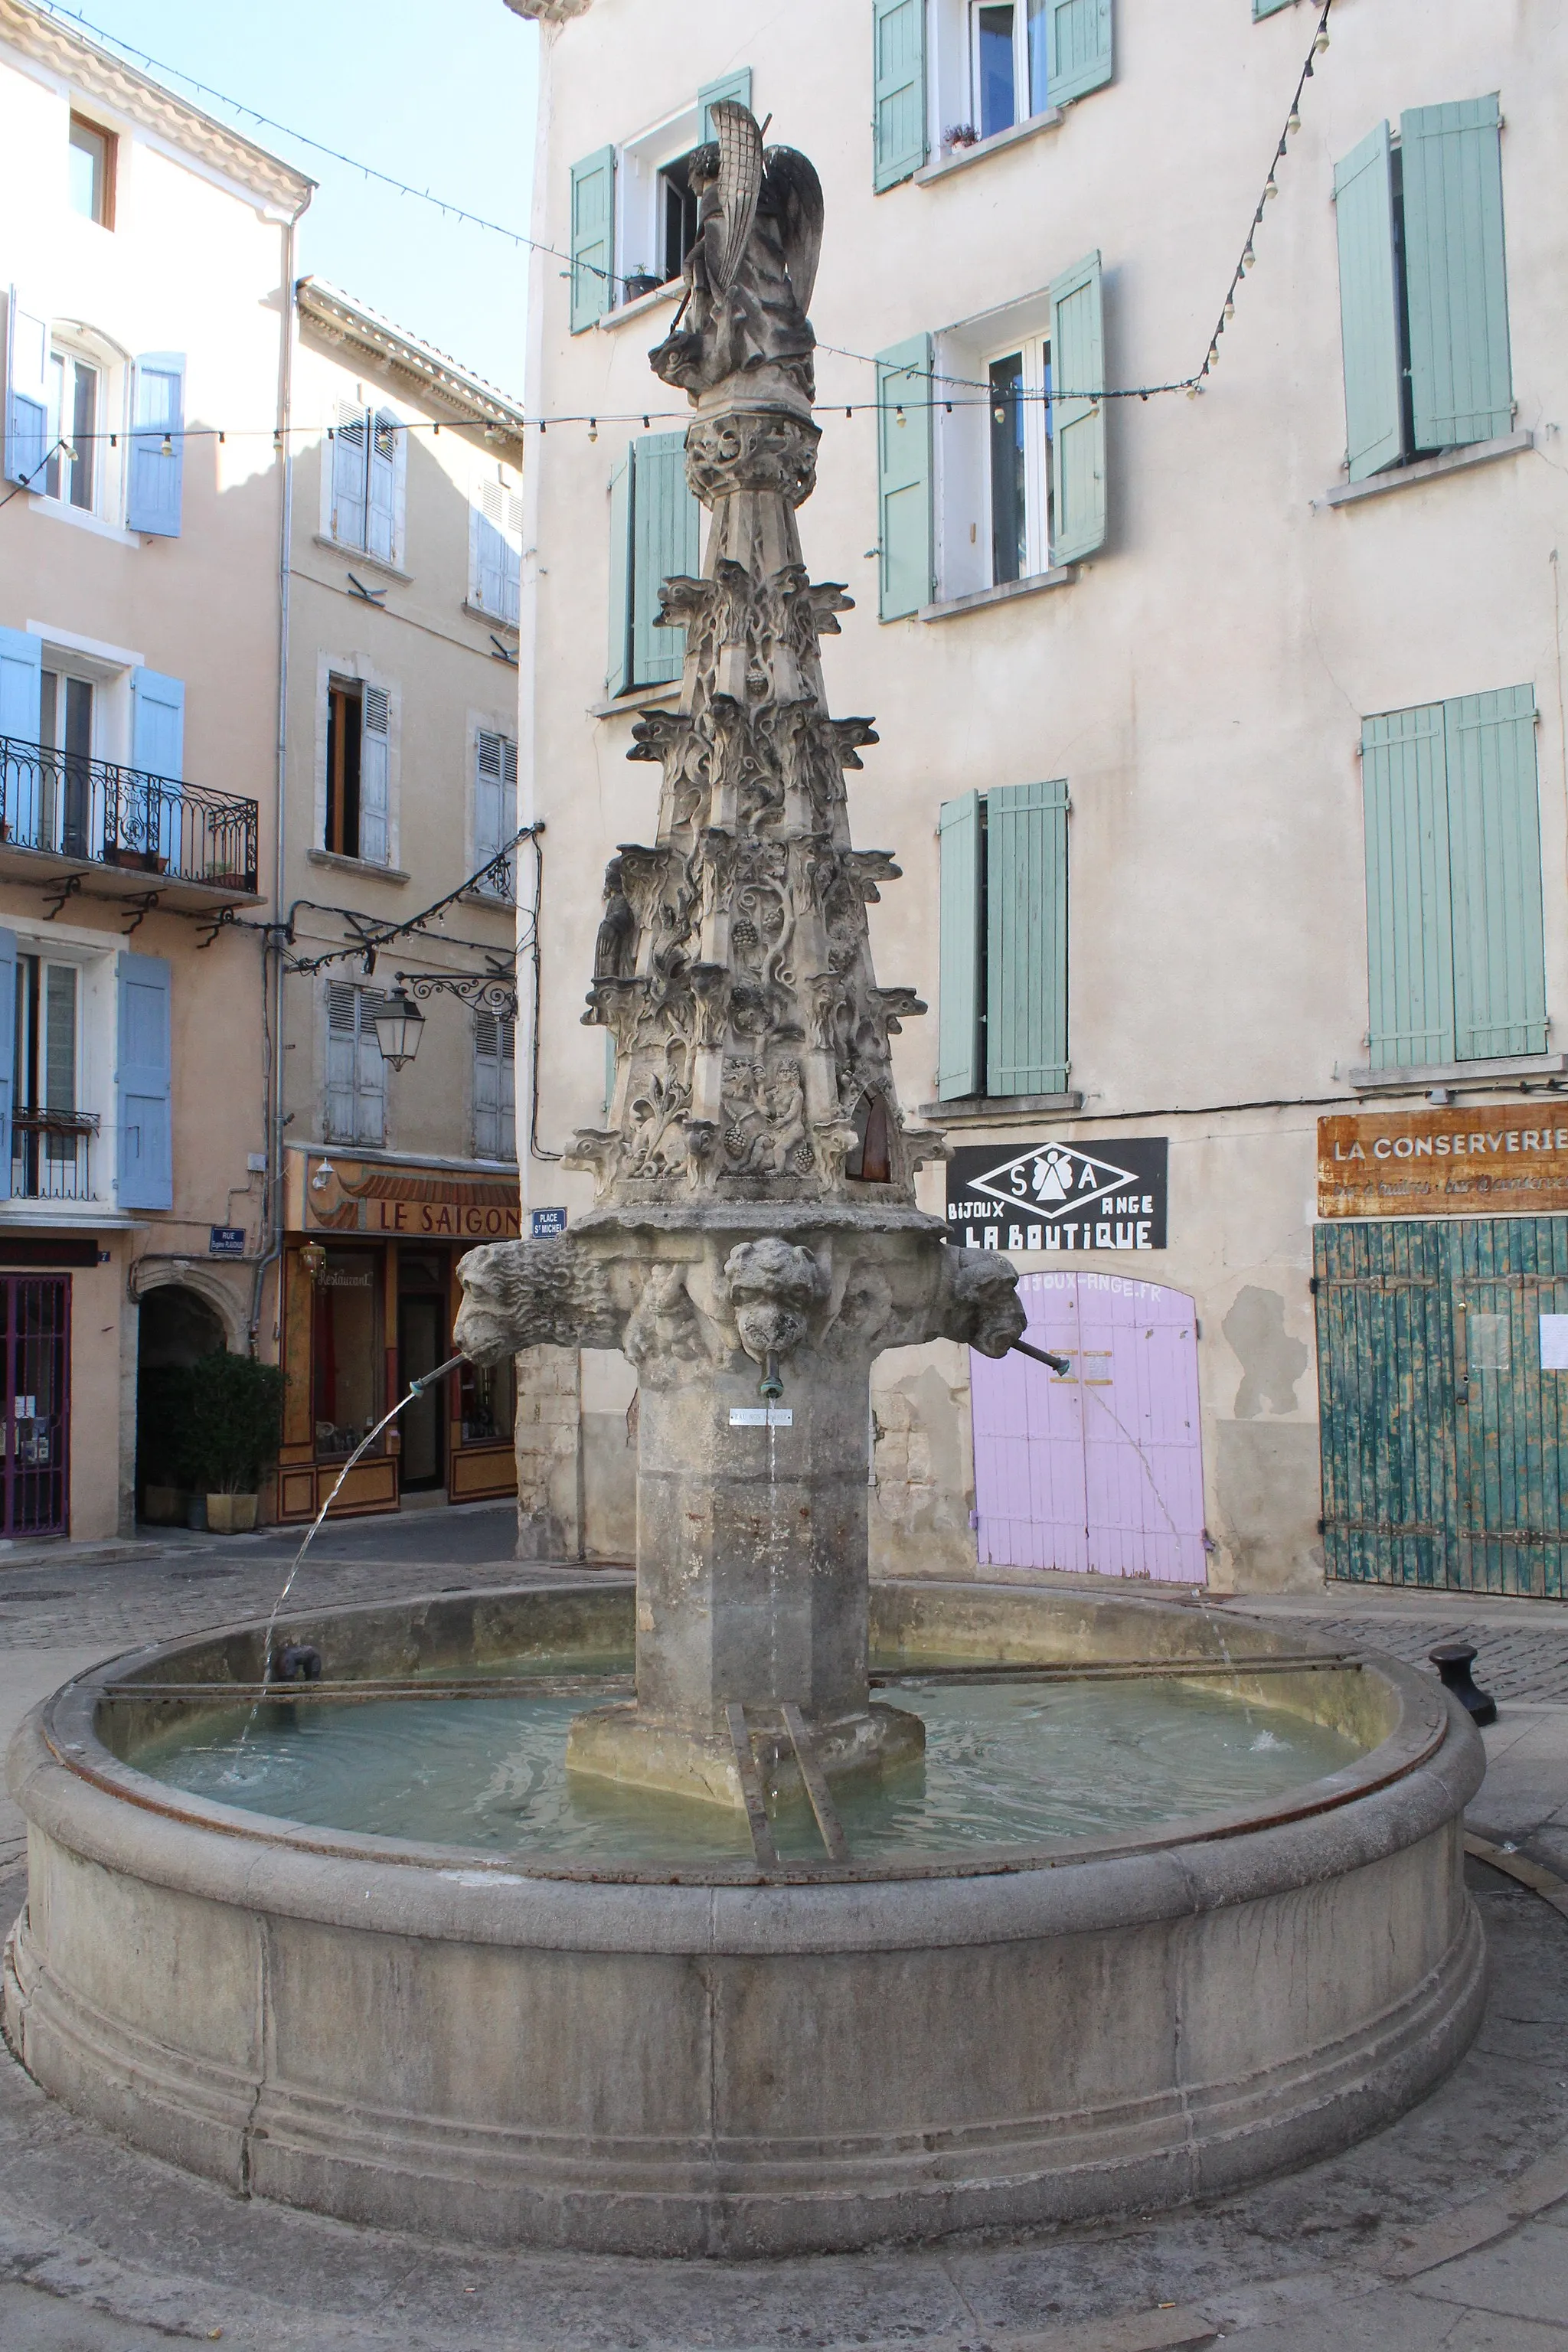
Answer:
249;195;309;1355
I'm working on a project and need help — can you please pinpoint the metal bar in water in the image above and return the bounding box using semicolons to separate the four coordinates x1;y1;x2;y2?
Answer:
725;1702;779;1869
869;1655;1362;1688
779;1702;851;1862
103;1675;636;1705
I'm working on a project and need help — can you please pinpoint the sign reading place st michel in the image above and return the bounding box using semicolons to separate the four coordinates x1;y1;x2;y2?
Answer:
1318;1103;1568;1218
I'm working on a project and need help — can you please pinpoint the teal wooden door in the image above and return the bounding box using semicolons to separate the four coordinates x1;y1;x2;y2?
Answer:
1315;1217;1568;1597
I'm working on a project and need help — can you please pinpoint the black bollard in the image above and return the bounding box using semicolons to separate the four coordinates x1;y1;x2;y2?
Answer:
1429;1642;1497;1726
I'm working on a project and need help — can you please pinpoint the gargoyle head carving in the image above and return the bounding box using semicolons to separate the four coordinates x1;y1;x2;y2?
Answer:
720;1235;825;1364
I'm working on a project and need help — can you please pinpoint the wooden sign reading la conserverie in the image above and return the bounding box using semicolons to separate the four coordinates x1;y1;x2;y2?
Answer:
1318;1105;1568;1218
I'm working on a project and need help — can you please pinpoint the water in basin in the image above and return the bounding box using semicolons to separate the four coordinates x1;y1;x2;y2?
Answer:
126;1666;1364;1865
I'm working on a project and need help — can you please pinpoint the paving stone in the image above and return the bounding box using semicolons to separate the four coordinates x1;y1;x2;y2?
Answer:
1410;2220;1568;2328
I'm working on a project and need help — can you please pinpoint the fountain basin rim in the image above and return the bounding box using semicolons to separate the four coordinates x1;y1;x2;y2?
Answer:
5;1584;1482;1949
570;1200;949;1238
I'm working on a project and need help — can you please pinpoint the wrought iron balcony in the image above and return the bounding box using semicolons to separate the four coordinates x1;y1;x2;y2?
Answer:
0;737;259;906
10;1109;97;1201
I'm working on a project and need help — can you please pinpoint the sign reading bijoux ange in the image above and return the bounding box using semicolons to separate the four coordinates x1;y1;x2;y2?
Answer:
1318;1105;1568;1218
946;1138;1168;1253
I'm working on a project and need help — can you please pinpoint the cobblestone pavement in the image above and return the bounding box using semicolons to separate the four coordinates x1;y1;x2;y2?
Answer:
0;1537;1563;2350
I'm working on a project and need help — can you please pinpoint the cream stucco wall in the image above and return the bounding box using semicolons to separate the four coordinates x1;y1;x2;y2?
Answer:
515;0;1568;1589
0;12;306;1537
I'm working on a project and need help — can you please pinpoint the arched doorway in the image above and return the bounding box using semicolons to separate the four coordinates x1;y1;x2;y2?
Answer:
136;1284;227;1512
969;1271;1206;1582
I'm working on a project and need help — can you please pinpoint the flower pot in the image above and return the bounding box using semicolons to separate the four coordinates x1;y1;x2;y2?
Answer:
185;1495;207;1532
205;1492;258;1536
623;272;661;302
142;1484;185;1525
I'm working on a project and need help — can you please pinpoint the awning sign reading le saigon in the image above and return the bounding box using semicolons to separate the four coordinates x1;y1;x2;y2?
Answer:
1318;1105;1568;1219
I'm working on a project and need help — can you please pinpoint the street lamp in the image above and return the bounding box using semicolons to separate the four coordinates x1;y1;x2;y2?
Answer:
372;989;426;1070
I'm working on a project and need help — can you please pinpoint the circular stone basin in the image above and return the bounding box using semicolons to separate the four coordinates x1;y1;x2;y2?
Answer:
2;1579;1485;2258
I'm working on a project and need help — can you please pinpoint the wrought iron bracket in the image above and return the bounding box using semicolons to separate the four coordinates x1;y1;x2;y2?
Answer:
394;965;519;1021
194;905;238;950
41;871;85;920
119;891;160;937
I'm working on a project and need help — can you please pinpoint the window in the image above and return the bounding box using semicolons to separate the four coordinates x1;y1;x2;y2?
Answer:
325;678;390;864
877;0;1113;189
312;1247;384;1458
1362;686;1544;1071
473;729;518;897
329;400;401;561
460;1353;515;1445
877;253;1102;618
472;1009;516;1161
570;70;750;326
324;984;389;1147
45;350;97;511
658;150;702;286
1333;98;1511;483
938;781;1068;1100
67;116;115;227
606;431;701;694
969;3;1048;138
38;670;93;858
471;469;522;625
11;956;87;1200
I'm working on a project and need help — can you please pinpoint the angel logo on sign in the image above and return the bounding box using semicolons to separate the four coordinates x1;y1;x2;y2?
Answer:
946;1137;1168;1255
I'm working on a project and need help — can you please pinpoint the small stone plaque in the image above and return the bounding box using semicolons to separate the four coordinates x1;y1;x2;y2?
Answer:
729;1407;793;1427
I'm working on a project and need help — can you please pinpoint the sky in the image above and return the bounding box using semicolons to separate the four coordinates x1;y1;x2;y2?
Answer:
40;0;540;395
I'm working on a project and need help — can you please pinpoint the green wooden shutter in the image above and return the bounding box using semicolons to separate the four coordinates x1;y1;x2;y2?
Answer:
987;780;1068;1096
570;145;616;332
699;70;753;141
1445;684;1544;1058
1400;96;1512;452
1046;0;1112;106
938;792;983;1100
875;334;933;619
630;432;700;688
1362;702;1454;1070
873;0;926;191
1253;0;1294;17
1332;122;1406;481
1049;251;1106;564
606;449;632;697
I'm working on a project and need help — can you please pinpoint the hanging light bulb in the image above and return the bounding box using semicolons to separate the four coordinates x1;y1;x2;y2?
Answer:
993;405;1006;423
160;433;174;456
1224;297;1235;318
895;407;906;426
1287;106;1302;134
587;417;598;440
1242;243;1256;270
1264;175;1279;200
1314;25;1330;51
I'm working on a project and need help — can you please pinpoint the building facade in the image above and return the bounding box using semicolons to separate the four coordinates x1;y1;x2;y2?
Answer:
0;0;309;1539
507;0;1568;1598
273;282;528;1521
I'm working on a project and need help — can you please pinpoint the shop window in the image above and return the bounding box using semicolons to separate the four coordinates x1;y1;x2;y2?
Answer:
461;1354;515;1446
312;1248;384;1459
68;116;116;227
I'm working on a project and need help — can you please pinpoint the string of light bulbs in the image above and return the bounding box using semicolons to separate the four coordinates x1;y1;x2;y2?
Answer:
28;0;1334;433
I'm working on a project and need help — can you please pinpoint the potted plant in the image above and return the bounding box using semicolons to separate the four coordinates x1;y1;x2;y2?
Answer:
184;1351;286;1534
622;265;661;302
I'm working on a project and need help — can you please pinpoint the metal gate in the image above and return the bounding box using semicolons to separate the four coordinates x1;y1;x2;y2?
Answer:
970;1271;1205;1581
1315;1217;1568;1597
0;1275;69;1537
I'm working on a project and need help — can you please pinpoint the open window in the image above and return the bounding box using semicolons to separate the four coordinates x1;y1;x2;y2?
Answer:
570;70;751;325
325;678;390;864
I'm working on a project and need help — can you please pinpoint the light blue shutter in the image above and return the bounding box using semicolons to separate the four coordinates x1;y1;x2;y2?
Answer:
1362;702;1454;1070
1045;0;1112;106
606;450;632;697
1049;252;1106;564
1332;123;1405;482
331;400;368;547
700;70;753;141
360;685;390;865
131;668;185;779
1445;684;1544;1058
987;780;1069;1096
872;0;926;192
368;410;398;562
570;145;616;331
876;334;933;619
0;927;15;1202
1253;0;1295;16
117;952;173;1210
5;288;48;488
325;982;358;1143
126;354;184;535
1401;97;1512;452
0;629;41;853
937;792;983;1100
630;432;699;688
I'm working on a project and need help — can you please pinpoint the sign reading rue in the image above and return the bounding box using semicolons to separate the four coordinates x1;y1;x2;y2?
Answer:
1318;1105;1568;1218
946;1138;1168;1253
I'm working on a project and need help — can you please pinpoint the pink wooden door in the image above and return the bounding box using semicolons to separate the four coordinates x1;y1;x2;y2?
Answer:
971;1272;1205;1582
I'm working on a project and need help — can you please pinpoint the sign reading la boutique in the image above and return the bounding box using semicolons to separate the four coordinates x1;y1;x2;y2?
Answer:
946;1137;1169;1253
1318;1105;1568;1218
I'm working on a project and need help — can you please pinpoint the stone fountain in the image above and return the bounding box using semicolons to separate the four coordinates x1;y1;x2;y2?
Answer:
2;106;1486;2259
456;102;1024;1815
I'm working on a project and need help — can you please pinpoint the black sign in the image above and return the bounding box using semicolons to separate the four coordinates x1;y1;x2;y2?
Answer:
208;1227;247;1258
946;1137;1168;1253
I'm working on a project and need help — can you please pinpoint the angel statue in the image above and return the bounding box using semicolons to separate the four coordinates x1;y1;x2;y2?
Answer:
649;101;823;409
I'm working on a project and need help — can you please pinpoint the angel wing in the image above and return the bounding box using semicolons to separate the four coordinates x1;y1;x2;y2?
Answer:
760;147;824;319
709;100;763;298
